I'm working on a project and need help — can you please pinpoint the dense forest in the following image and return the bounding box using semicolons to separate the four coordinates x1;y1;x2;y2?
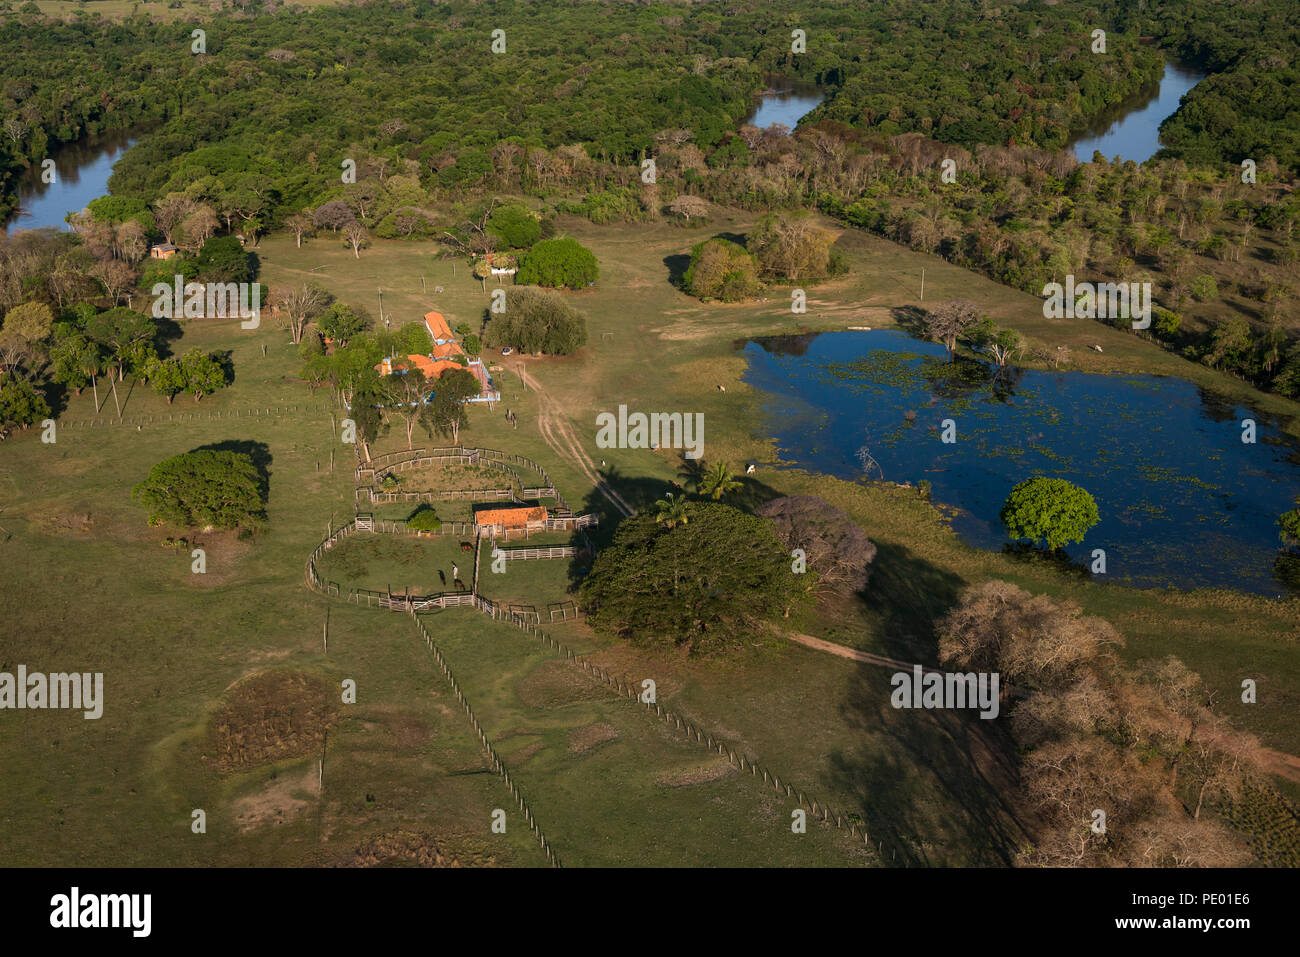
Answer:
3;0;1300;425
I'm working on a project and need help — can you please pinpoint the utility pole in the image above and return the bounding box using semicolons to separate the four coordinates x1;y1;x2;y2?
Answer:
920;268;925;303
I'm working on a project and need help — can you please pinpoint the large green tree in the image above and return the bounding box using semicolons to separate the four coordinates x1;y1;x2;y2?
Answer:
420;367;481;445
483;286;587;355
0;376;50;430
132;450;265;530
579;502;807;653
1000;477;1100;551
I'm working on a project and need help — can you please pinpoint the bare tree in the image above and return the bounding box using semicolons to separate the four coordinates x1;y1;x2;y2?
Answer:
152;193;196;246
285;212;315;248
667;195;711;224
2;117;28;146
115;220;148;263
755;495;877;592
91;258;138;306
273;282;333;344
921;300;982;359
343;221;369;259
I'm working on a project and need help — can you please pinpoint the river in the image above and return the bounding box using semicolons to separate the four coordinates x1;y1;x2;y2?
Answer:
741;329;1300;596
4;129;136;234
1069;61;1206;164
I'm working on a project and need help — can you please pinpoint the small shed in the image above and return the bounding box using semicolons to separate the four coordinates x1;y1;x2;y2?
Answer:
474;505;548;541
150;243;178;260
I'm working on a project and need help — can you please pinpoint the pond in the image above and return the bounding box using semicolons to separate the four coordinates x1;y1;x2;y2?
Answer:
5;129;136;234
1069;61;1206;164
740;329;1300;596
745;78;825;132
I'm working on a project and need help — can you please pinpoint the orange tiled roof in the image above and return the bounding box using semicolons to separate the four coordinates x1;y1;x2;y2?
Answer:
377;354;468;378
424;311;454;342
431;341;465;360
475;505;548;528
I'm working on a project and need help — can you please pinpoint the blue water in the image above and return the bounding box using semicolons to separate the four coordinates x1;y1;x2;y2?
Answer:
741;330;1300;595
1070;62;1205;164
5;131;135;234
747;82;824;131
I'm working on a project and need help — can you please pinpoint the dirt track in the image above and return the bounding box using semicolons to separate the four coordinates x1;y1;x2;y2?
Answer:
512;361;634;518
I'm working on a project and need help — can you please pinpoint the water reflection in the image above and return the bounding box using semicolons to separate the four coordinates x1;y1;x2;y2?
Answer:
1069;61;1205;164
6;129;136;233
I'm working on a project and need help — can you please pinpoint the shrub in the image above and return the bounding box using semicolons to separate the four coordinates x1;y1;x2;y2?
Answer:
515;237;599;288
1190;274;1219;302
682;238;762;301
407;504;442;531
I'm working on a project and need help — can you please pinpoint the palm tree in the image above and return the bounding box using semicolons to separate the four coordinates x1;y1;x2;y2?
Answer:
653;492;690;529
698;462;742;501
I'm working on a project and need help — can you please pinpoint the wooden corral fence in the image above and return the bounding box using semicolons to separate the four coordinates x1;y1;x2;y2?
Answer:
358;486;516;506
545;514;597;532
494;544;582;560
356;446;573;514
547;601;580;623
360;519;477;537
350;588;476;610
305;519;479;602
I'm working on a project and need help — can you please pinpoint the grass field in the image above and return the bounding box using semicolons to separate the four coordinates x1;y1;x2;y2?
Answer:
3;206;1297;867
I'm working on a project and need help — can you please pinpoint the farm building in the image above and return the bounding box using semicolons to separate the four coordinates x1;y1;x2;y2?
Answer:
474;505;548;540
424;311;456;344
149;243;178;260
373;312;500;404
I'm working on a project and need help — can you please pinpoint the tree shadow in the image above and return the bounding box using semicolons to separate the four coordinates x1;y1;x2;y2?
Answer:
890;304;928;339
41;380;71;419
855;539;966;663
712;230;748;246
829;660;1026;866
190;439;273;505
152;316;185;360
735;330;821;356
828;541;1027;864
213;349;236;387
999;542;1093;580
662;253;691;288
